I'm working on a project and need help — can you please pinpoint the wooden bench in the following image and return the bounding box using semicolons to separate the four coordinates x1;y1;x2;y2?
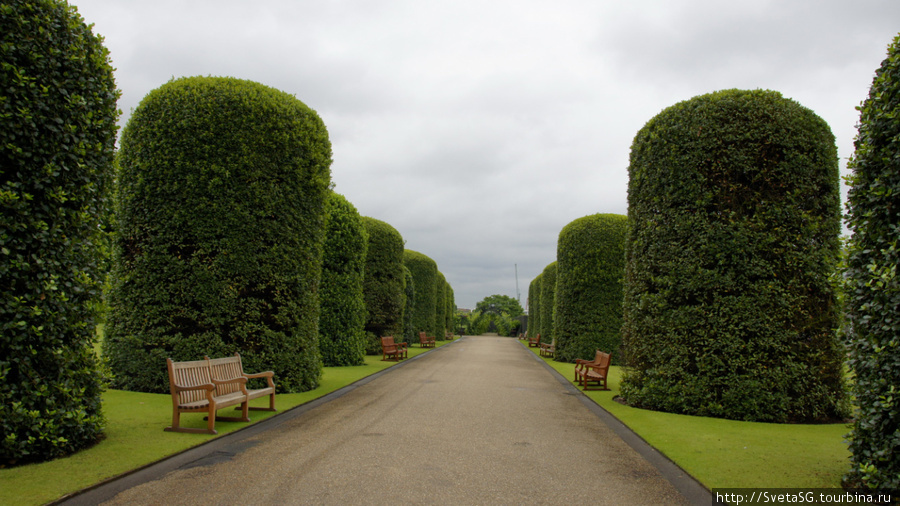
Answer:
445;331;455;340
418;331;436;348
539;340;555;358
165;357;250;435
579;351;611;391
380;335;408;361
528;333;541;348
207;353;277;412
574;349;604;385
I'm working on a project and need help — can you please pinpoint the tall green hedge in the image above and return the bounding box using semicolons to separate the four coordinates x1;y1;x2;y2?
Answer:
319;193;367;366
105;76;331;393
445;284;455;334
539;262;557;345
403;250;437;339
402;265;415;344
434;271;447;339
361;217;405;353
0;0;118;464
843;34;900;492
555;214;627;363
529;274;542;338
621;89;847;423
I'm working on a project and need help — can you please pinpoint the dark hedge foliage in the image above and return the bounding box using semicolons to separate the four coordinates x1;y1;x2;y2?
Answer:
555;214;627;364
402;265;415;344
403;250;437;340
434;271;447;339
0;0;118;464
528;274;542;338
843;34;900;492
319;193;367;367
539;262;557;345
361;217;405;353
105;76;331;393
445;284;455;334
621;89;847;423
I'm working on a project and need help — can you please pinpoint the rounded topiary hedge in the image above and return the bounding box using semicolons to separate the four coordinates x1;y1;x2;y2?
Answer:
402;265;415;344
843;34;900;492
0;0;119;464
403;250;437;340
539;262;557;345
528;275;542;339
445;284;455;335
434;271;447;339
319;193;368;367
621;89;847;423
361;217;405;353
555;214;627;363
105;76;331;393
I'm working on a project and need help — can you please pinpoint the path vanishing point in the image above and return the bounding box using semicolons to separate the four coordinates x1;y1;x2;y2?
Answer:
60;336;713;505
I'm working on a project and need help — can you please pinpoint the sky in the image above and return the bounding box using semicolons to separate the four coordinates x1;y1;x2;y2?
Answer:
71;0;900;310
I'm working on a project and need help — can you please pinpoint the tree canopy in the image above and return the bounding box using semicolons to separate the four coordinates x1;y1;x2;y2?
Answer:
475;294;524;317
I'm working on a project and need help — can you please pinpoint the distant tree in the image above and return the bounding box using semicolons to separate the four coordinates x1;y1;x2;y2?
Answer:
475;294;524;317
843;34;900;493
621;89;847;423
1;0;118;464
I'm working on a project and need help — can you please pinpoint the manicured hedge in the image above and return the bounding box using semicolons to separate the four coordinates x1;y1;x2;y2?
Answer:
555;214;627;363
539;262;557;345
843;34;900;492
402;265;415;344
403;250;437;340
434;271;447;339
0;0;118;464
319;193;368;366
445;284;455;334
361;217;406;353
528;275;542;339
621;89;847;423
105;76;331;393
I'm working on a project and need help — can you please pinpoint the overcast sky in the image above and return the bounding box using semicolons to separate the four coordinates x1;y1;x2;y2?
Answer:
72;0;899;310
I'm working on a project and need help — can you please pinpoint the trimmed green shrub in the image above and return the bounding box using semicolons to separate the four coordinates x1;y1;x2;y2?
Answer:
555;214;627;363
0;0;118;464
402;265;415;344
403;250;437;340
105;76;331;393
434;271;447;339
361;217;405;353
621;89;847;423
444;284;455;334
539;262;557;345
319;193;368;366
529;274;542;338
843;34;900;493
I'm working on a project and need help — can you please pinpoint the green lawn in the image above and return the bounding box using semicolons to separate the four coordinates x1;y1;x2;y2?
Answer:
527;343;851;489
2;338;852;504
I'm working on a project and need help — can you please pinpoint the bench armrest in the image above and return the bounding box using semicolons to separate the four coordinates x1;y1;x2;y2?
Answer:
172;382;216;393
244;371;274;379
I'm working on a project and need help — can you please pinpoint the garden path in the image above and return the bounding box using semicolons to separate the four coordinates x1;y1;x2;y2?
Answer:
71;336;706;505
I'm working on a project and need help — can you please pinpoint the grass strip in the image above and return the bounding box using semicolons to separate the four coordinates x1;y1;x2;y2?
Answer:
0;342;445;505
524;342;850;489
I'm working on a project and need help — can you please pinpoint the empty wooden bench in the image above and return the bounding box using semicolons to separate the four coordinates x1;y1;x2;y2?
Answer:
207;353;277;412
380;335;408;361
578;351;611;391
528;333;541;348
539;340;555;358
418;331;436;348
165;357;250;435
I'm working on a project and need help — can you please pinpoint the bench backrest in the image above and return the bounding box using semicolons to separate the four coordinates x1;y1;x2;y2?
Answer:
167;358;213;404
207;353;244;396
381;335;395;348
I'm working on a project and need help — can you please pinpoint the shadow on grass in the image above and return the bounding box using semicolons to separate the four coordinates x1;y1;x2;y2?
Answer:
0;341;450;506
522;342;851;490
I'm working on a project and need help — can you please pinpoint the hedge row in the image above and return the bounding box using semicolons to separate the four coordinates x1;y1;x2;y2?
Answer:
404;250;438;341
554;214;627;364
621;89;846;423
361;217;406;353
1;0;119;464
538;262;557;345
843;34;900;492
319;193;368;366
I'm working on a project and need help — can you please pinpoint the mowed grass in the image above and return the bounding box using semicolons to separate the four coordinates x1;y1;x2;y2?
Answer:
526;343;851;489
0;342;446;506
